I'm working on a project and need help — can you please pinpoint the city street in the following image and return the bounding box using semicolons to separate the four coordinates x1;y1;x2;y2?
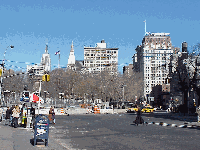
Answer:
49;113;200;150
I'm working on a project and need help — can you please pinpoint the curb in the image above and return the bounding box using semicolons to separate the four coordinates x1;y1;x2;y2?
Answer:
144;121;200;130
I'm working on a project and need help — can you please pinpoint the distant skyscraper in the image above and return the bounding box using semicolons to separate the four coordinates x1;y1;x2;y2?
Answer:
41;44;51;72
67;41;76;70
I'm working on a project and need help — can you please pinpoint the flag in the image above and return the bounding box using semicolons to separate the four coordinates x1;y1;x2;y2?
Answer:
55;50;60;55
30;93;39;103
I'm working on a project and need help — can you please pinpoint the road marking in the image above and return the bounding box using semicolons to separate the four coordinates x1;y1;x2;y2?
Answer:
178;125;187;128
162;123;169;126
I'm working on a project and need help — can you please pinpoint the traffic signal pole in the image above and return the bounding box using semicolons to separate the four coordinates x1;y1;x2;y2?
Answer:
38;80;42;115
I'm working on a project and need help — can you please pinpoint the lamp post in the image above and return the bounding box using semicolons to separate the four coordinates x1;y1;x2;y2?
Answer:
0;45;14;106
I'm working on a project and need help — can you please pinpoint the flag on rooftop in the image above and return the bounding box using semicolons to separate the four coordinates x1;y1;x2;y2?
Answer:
55;50;60;55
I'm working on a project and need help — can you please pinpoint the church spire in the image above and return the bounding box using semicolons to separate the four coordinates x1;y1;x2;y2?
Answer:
70;41;74;52
45;43;48;53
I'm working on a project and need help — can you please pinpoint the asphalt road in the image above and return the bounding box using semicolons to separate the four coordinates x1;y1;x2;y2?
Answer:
50;113;200;150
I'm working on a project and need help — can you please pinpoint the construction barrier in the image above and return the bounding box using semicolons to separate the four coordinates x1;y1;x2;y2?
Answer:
97;108;100;114
94;105;100;114
61;108;64;114
94;105;98;114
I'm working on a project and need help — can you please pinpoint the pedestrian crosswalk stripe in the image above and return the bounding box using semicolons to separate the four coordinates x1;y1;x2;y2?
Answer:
171;124;177;127
162;123;168;126
178;125;187;128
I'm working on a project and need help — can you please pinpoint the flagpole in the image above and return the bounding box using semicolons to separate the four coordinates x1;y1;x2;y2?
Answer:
58;51;60;69
144;20;146;35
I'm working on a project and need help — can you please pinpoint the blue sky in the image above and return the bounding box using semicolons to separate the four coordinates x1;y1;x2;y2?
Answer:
0;0;200;73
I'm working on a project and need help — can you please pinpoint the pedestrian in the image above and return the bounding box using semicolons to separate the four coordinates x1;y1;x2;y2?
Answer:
52;106;55;124
5;107;11;125
12;105;20;128
134;106;144;126
30;104;35;128
10;105;14;126
48;106;53;123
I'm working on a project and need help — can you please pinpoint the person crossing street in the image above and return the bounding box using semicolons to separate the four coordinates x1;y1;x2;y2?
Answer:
133;106;144;126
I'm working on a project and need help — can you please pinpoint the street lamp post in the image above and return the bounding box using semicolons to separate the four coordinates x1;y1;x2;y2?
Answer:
0;45;14;106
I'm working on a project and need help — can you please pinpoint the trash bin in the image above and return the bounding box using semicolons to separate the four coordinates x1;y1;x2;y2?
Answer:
33;114;49;146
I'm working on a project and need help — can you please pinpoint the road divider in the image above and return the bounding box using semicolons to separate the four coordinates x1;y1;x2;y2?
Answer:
144;121;200;130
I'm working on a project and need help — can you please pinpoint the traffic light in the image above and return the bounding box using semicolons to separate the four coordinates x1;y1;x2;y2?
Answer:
46;74;50;81
0;69;2;77
42;74;45;81
42;74;50;82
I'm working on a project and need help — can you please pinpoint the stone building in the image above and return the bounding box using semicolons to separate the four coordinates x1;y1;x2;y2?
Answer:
133;32;177;101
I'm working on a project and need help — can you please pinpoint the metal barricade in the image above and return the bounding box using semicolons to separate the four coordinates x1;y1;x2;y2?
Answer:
34;114;49;146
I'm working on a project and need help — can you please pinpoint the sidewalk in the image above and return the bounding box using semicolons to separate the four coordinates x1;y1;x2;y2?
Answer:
0;121;67;150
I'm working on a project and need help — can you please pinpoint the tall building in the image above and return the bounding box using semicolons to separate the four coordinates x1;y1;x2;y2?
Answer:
67;41;76;70
27;44;51;75
133;32;175;101
84;40;118;74
123;64;133;76
41;44;51;72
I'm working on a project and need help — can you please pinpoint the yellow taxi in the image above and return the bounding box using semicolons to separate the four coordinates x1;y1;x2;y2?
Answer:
127;107;138;113
141;106;154;113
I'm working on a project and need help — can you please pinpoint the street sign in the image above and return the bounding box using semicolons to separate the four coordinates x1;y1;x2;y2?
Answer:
148;97;154;101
